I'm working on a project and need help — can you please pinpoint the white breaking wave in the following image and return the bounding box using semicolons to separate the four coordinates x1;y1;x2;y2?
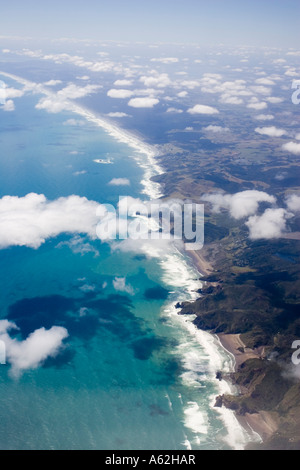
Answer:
159;250;255;450
68;106;164;200
184;402;209;436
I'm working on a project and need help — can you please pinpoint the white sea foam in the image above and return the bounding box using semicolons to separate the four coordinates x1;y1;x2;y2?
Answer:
159;249;201;297
172;311;253;449
182;435;192;450
114;215;254;448
184;402;209;436
158;249;257;450
68;106;164;199
165;393;173;412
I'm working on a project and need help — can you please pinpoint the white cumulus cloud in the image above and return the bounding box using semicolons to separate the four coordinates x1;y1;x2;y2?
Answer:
202;190;276;219
177;91;188;98
0;193;101;249
282;142;300;155
204;125;230;133
255;126;286;137
57;83;100;100
107;88;134;99
35;83;100;113
150;57;179;64
166;107;183;113
114;79;133;87
128;97;159;108
254;114;274;121
0;320;68;377
2;99;15;111
187;104;219;115
106;112;130;118
286;194;300;213
255;78;275;86
3;87;25;99
246;208;290;240
44;80;63;87
247;98;268;110
219;95;244;105
139;73;171;88
266;96;284;104
35;97;67;113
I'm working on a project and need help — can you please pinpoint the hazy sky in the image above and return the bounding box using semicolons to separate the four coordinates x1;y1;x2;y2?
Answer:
1;0;299;47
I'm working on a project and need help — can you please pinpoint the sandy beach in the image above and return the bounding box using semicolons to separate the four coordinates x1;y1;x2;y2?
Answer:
185;247;276;445
187;249;215;277
216;333;278;444
217;333;265;370
239;411;279;442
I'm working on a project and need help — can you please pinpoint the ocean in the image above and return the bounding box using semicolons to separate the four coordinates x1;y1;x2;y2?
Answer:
0;72;256;450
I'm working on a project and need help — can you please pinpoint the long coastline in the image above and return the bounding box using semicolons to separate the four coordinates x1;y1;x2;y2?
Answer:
1;70;261;449
0;71;164;201
189;248;280;446
60;103;259;448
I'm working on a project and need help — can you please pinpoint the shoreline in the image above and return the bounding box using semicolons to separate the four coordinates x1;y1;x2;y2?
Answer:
187;248;277;447
175;248;259;449
216;333;278;445
78;95;270;449
66;86;264;448
217;333;265;371
186;249;215;277
2;69;270;449
72;104;164;200
0;70;164;201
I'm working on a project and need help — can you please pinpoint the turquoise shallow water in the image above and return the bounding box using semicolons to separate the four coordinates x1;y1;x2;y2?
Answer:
0;77;250;450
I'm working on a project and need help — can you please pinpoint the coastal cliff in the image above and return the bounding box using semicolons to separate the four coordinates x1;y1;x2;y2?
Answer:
152;80;300;450
178;233;300;449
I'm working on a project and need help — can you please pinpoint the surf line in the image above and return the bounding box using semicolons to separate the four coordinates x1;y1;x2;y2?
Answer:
0;70;163;200
0;69;253;450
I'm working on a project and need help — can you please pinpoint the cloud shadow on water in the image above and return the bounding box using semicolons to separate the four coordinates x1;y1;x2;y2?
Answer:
7;292;173;369
144;285;169;301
